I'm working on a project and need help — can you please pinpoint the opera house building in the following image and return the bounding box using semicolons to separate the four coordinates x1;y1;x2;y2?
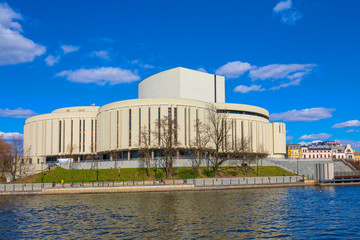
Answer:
24;67;286;167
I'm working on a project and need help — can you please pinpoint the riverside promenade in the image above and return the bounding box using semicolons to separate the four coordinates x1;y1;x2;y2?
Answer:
0;176;313;196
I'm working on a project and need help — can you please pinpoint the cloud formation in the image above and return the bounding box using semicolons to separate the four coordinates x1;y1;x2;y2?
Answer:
270;107;335;122
215;61;253;78
234;84;264;93
197;67;207;73
0;3;46;66
0;108;37;118
61;45;79;54
0;131;23;139
346;129;360;133
299;133;332;141
273;0;292;12
273;0;302;25
91;50;110;60
45;55;60;66
337;139;360;149
249;64;315;81
332;120;360;129
286;135;294;142
57;67;140;85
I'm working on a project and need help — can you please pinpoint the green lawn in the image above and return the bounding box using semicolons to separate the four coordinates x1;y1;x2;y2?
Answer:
14;166;297;183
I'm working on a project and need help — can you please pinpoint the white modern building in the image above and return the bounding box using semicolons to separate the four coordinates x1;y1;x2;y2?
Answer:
23;67;286;170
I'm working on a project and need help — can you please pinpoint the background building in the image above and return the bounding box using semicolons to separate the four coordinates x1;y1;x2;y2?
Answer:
300;141;354;160
286;144;302;159
23;67;286;171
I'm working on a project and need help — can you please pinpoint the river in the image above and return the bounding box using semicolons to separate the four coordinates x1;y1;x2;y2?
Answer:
0;185;359;239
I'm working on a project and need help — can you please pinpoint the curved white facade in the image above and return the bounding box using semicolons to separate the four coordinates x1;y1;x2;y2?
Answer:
23;67;286;167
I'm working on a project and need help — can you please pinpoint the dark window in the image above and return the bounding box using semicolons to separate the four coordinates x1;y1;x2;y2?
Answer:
129;109;132;146
59;120;62;152
83;120;85;152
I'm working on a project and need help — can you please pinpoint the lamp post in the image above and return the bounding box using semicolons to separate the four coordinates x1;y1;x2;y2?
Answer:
41;162;44;183
296;157;299;175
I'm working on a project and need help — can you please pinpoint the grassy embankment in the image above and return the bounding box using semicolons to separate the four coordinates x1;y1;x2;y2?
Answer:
14;166;297;183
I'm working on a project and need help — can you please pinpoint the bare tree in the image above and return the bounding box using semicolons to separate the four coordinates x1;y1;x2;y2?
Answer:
207;106;255;174
152;115;180;177
65;143;78;161
0;135;12;177
138;125;152;177
190;118;210;173
207;106;233;174
4;135;33;180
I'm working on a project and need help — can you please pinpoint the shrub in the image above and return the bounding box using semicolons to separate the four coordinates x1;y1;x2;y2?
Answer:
228;170;238;176
154;170;164;179
202;169;215;177
178;169;200;179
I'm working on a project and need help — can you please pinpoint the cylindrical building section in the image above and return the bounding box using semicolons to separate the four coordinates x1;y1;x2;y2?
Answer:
96;98;280;158
23;106;99;163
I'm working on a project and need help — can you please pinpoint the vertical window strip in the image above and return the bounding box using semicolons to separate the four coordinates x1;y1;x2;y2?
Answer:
139;108;141;145
117;111;119;149
174;107;177;142
184;108;187;146
148;108;151;143
83;120;85;152
63;120;65;154
91;119;94;152
95;120;97;152
168;107;172;142
59;120;62;153
79;120;82;152
129;109;132;146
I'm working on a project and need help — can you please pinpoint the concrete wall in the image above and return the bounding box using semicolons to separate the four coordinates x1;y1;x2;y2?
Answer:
138;67;225;103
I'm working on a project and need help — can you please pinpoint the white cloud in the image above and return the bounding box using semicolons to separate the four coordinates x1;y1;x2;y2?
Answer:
337;139;360;150
234;84;264;93
346;129;360;133
332;120;360;129
197;67;207;73
56;67;140;85
273;0;292;12
270;78;301;90
250;63;315;90
0;108;37;118
0;3;46;66
281;11;302;25
215;61;253;78
299;133;332;141
0;131;23;140
270;107;335;122
286;135;294;142
141;64;154;69
250;64;315;81
61;45;79;54
91;50;110;60
45;55;60;66
273;0;302;25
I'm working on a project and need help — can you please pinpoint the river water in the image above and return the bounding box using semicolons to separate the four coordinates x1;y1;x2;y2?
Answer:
0;186;359;239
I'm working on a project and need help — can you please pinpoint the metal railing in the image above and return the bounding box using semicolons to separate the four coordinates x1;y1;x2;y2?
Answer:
0;176;303;193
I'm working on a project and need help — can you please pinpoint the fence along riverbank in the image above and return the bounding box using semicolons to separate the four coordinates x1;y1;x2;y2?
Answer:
0;176;304;195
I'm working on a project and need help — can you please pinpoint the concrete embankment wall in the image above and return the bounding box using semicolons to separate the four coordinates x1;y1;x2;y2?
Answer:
0;176;303;195
59;158;279;170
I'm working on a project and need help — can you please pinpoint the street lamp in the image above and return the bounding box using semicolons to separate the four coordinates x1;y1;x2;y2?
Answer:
296;157;299;175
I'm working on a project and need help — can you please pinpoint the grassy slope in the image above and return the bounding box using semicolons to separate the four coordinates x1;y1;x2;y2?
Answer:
14;166;297;184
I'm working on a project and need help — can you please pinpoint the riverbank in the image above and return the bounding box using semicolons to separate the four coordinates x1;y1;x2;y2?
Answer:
2;180;360;196
13;166;297;184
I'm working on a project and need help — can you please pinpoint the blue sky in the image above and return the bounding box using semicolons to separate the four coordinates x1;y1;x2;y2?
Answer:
0;0;360;149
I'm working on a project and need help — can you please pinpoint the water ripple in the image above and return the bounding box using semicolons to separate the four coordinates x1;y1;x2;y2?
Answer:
1;186;360;239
